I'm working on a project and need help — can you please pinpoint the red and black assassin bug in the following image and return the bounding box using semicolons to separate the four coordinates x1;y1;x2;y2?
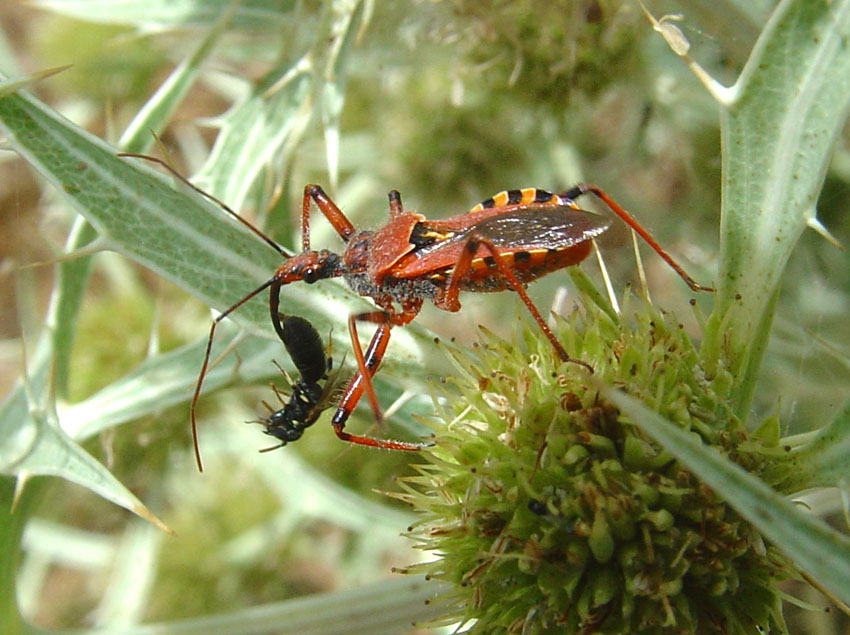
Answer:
118;154;711;471
188;182;712;470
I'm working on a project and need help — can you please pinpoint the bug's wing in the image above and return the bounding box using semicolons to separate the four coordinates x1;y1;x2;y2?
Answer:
400;205;613;277
459;205;612;251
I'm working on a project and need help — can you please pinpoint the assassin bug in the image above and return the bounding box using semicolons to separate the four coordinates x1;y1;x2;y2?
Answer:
256;314;337;450
196;183;712;471
119;154;711;471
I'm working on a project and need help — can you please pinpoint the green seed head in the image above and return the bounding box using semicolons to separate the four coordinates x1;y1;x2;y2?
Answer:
394;291;793;633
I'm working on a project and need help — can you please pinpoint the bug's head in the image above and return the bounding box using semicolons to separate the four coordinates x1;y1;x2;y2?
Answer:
275;249;343;284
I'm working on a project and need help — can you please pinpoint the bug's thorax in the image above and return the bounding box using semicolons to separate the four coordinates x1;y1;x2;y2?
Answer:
342;230;374;274
342;220;444;304
342;210;425;281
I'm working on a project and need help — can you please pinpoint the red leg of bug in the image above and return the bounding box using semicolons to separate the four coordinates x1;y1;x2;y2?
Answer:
436;233;593;372
347;311;390;424
301;184;356;248
345;301;421;421
566;184;714;293
330;303;426;451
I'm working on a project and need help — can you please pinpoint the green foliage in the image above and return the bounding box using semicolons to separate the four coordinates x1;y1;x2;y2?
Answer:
0;0;847;632
396;293;792;633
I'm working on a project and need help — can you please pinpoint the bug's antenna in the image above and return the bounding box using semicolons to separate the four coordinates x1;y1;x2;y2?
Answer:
119;152;292;258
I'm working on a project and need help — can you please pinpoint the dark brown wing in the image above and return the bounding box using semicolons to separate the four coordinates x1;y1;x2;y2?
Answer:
396;205;611;279
413;205;610;258
462;206;611;250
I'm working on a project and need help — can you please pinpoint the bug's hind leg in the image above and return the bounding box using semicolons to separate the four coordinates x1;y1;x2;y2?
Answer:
436;234;593;372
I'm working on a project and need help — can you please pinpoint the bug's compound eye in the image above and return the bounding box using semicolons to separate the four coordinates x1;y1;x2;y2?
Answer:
302;267;318;284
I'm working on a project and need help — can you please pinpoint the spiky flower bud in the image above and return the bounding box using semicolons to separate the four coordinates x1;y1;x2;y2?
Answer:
393;289;794;633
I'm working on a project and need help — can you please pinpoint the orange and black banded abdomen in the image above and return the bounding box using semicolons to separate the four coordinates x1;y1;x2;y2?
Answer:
471;188;568;212
428;241;593;293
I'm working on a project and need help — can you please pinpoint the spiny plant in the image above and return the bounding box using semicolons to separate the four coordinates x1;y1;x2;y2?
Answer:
394;277;793;633
388;2;850;631
0;0;848;633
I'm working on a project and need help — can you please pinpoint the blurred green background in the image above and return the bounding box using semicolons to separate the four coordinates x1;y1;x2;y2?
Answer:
0;0;847;632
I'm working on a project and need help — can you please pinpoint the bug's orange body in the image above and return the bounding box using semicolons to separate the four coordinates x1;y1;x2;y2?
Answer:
119;155;712;471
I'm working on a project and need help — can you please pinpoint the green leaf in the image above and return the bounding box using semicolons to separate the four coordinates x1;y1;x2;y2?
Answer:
0;66;71;97
117;4;233;152
0;477;41;633
605;386;850;607
194;53;315;211
0;257;168;530
318;0;369;190
33;0;301;31
0;14;225;524
241;448;415;534
763;397;850;492
138;575;445;634
703;0;850;413
0;372;170;533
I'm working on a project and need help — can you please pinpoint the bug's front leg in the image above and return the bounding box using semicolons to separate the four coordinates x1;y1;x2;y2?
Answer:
331;302;426;451
301;185;356;249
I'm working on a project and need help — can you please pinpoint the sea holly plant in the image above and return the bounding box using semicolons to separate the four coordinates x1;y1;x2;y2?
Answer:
0;0;847;633
390;1;850;633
